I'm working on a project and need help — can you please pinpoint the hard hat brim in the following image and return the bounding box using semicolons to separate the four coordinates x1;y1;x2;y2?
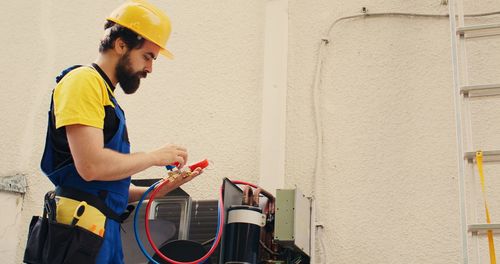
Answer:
160;48;174;59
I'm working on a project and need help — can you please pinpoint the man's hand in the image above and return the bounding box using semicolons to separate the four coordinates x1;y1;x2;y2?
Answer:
149;144;188;168
128;167;204;202
155;167;203;197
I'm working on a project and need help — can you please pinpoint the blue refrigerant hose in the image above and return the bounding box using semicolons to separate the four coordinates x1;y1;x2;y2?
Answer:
133;180;161;264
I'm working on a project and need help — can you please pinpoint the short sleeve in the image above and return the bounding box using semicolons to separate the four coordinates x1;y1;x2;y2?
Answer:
53;68;108;129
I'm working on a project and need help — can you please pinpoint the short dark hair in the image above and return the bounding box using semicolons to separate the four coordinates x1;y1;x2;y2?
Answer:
99;21;146;53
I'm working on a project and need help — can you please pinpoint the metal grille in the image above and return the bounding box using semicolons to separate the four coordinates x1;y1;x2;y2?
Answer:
189;200;219;263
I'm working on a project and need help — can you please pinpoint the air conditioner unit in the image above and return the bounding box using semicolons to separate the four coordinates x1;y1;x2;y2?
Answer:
121;179;218;264
122;178;311;264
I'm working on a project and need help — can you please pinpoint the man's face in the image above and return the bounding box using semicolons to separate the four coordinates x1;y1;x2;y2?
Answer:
116;40;161;94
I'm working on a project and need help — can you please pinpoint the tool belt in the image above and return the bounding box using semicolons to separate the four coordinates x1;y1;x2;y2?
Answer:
55;186;133;223
23;188;134;264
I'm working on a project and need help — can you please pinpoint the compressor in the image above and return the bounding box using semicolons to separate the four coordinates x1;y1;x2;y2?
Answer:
129;165;311;264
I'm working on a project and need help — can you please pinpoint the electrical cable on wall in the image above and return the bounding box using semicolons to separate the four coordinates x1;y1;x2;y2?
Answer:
311;8;500;263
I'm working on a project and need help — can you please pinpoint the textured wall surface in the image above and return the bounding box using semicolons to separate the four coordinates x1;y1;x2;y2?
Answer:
287;0;500;263
0;192;23;263
1;0;500;263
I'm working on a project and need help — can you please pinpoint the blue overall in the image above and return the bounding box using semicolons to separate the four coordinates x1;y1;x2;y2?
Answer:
41;65;131;263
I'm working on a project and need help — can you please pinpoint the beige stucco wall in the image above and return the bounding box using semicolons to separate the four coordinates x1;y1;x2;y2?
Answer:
286;0;500;263
0;192;23;263
1;0;500;263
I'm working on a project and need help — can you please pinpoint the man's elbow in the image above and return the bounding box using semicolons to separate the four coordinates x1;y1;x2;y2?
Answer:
75;163;99;181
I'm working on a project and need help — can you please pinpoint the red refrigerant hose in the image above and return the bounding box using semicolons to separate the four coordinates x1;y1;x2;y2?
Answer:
144;156;262;264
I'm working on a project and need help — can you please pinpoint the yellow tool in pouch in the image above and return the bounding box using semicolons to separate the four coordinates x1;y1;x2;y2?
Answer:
56;196;106;237
70;201;87;226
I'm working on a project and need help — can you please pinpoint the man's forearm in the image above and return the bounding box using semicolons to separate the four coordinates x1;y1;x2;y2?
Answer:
77;149;155;181
67;124;187;182
128;185;149;203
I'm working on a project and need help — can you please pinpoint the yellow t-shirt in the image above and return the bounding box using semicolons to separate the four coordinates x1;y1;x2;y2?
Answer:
53;66;115;129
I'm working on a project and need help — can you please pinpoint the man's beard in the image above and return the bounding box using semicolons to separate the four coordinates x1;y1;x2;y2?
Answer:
116;52;147;94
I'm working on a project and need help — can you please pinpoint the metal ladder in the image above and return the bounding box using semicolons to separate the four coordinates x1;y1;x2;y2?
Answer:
448;0;500;263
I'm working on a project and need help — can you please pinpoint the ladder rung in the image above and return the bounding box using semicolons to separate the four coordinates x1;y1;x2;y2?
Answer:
468;223;500;233
461;84;500;97
457;23;500;38
465;150;500;162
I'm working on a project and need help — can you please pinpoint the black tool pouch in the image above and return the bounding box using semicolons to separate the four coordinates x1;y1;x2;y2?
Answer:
42;221;103;264
23;215;48;263
23;191;104;264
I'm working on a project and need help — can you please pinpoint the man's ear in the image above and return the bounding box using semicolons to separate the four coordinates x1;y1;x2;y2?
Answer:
114;38;128;55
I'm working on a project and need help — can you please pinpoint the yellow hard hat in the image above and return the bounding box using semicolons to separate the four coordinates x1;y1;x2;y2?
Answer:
107;0;173;59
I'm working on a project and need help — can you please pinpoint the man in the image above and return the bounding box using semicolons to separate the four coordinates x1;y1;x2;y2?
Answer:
39;0;202;263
